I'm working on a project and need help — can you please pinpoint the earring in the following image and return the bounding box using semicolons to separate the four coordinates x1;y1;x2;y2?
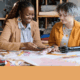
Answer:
18;16;22;22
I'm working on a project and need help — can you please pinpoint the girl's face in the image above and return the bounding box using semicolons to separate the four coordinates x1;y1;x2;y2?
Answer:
19;7;34;24
59;10;74;25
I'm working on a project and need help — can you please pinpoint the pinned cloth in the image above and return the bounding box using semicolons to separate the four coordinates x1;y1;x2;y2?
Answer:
38;48;53;55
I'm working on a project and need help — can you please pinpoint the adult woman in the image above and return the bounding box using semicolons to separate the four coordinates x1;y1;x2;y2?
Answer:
0;0;48;51
48;2;80;51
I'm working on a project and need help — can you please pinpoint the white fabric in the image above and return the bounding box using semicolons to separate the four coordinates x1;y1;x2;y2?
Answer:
18;19;33;43
60;25;72;47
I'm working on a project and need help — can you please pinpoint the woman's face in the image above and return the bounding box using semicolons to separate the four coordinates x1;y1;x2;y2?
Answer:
19;7;34;24
59;10;74;25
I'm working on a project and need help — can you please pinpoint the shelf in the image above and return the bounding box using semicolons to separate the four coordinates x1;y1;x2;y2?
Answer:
39;28;45;31
39;11;59;17
0;18;6;20
38;15;59;17
36;0;68;29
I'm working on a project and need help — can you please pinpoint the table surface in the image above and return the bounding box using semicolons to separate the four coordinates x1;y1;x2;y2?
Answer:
0;50;80;66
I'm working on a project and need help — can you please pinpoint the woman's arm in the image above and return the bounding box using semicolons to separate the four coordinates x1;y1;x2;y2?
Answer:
48;23;57;46
0;20;46;51
32;21;49;48
48;23;60;52
0;20;22;51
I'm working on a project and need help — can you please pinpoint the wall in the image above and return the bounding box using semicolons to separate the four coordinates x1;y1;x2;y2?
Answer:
0;0;18;31
68;0;80;7
68;0;80;22
0;0;18;17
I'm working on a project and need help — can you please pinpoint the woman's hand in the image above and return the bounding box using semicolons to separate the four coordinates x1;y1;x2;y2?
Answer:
26;42;38;49
20;42;45;51
51;45;60;52
21;42;38;49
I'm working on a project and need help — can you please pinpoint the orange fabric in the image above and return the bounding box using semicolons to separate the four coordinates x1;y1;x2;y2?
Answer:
48;20;80;47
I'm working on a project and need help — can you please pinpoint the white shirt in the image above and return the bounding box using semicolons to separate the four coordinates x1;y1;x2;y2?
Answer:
60;25;72;47
18;21;33;43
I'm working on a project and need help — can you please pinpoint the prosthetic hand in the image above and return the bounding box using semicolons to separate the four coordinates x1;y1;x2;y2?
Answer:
59;46;80;53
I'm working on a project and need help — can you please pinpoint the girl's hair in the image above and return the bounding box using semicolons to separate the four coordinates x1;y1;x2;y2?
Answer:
3;0;34;28
56;2;80;17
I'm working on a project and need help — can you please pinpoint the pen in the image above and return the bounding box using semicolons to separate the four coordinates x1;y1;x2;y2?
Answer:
37;47;45;49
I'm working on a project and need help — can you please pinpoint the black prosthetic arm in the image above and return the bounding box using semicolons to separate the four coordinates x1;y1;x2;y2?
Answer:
59;46;80;53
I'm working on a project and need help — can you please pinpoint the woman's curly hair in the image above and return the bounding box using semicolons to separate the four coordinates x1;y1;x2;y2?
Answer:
3;0;33;28
56;2;80;17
